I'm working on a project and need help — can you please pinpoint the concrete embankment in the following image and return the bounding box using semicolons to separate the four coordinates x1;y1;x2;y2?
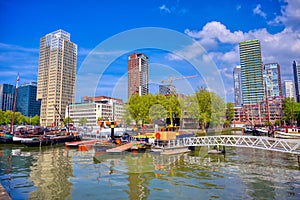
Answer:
0;183;11;200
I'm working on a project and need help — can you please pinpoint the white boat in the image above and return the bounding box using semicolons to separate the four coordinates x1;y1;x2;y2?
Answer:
255;128;269;135
13;136;35;142
275;127;300;139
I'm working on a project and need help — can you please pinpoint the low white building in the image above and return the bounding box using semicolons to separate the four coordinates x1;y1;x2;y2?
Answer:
65;98;124;127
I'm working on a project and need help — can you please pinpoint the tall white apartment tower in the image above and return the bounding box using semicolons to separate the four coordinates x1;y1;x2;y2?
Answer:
283;80;296;100
37;29;77;127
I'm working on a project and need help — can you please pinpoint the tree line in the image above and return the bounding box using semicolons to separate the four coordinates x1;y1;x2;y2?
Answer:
0;110;40;126
124;88;234;130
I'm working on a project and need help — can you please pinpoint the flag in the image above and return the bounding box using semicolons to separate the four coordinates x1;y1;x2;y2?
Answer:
16;74;20;88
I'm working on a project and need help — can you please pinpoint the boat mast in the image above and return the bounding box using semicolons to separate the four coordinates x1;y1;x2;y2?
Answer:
10;74;20;133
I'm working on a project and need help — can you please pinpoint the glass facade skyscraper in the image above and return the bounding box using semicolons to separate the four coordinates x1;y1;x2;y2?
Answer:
293;60;300;102
0;84;15;111
233;66;242;106
263;63;282;98
16;82;41;117
239;40;264;105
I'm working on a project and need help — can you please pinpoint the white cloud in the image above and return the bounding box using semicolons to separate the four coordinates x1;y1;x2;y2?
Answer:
236;5;241;11
269;0;300;30
159;4;171;13
184;21;299;79
0;43;39;53
253;4;267;18
181;0;300;102
185;21;245;47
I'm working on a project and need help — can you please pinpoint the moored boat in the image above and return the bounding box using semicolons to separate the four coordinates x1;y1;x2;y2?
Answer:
0;132;13;143
275;127;300;139
21;134;82;147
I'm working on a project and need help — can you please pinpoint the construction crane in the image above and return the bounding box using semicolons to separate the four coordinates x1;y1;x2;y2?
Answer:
160;75;198;130
160;75;198;95
161;75;198;86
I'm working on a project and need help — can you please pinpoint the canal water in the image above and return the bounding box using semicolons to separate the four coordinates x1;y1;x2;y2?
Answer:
0;141;300;200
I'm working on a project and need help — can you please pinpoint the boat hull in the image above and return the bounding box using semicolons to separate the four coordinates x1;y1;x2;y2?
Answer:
21;135;82;147
275;131;300;139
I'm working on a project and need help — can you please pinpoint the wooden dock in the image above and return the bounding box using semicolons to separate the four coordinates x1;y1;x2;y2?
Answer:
65;139;100;147
0;183;11;200
106;142;135;153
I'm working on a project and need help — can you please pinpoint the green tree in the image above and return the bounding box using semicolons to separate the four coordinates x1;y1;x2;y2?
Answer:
225;102;235;127
183;95;200;122
0;110;5;124
63;117;73;125
127;94;182;127
209;92;225;127
274;119;281;126
196;88;212;130
31;115;40;125
282;97;300;125
149;104;167;124
3;110;12;125
78;117;87;126
128;94;143;126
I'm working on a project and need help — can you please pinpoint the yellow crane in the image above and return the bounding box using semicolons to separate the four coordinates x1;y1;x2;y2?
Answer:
160;75;198;130
160;75;198;95
161;75;198;86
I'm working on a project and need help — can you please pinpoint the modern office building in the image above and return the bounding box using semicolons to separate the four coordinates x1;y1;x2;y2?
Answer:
66;96;124;127
0;84;15;111
159;84;175;96
283;80;296;100
37;29;77;127
233;65;242;106
239;40;264;105
293;60;300;102
128;53;149;98
263;63;282;98
16;82;41;117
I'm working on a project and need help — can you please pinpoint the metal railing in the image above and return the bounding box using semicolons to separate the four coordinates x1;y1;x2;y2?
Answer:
182;135;300;155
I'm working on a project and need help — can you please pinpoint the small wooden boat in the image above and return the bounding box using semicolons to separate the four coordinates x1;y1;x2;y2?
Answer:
208;149;225;154
130;143;147;153
208;146;225;154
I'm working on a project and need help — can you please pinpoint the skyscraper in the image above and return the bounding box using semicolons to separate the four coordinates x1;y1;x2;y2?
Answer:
233;65;242;106
128;53;149;98
239;40;264;105
0;84;15;111
16;82;41;117
283;80;296;100
263;63;282;98
293;60;300;102
37;29;77;127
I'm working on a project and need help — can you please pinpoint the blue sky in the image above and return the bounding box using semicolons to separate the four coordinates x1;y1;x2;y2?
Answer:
1;0;299;102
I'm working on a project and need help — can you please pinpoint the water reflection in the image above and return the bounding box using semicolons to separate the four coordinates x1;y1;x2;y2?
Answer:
0;143;299;200
28;147;73;199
